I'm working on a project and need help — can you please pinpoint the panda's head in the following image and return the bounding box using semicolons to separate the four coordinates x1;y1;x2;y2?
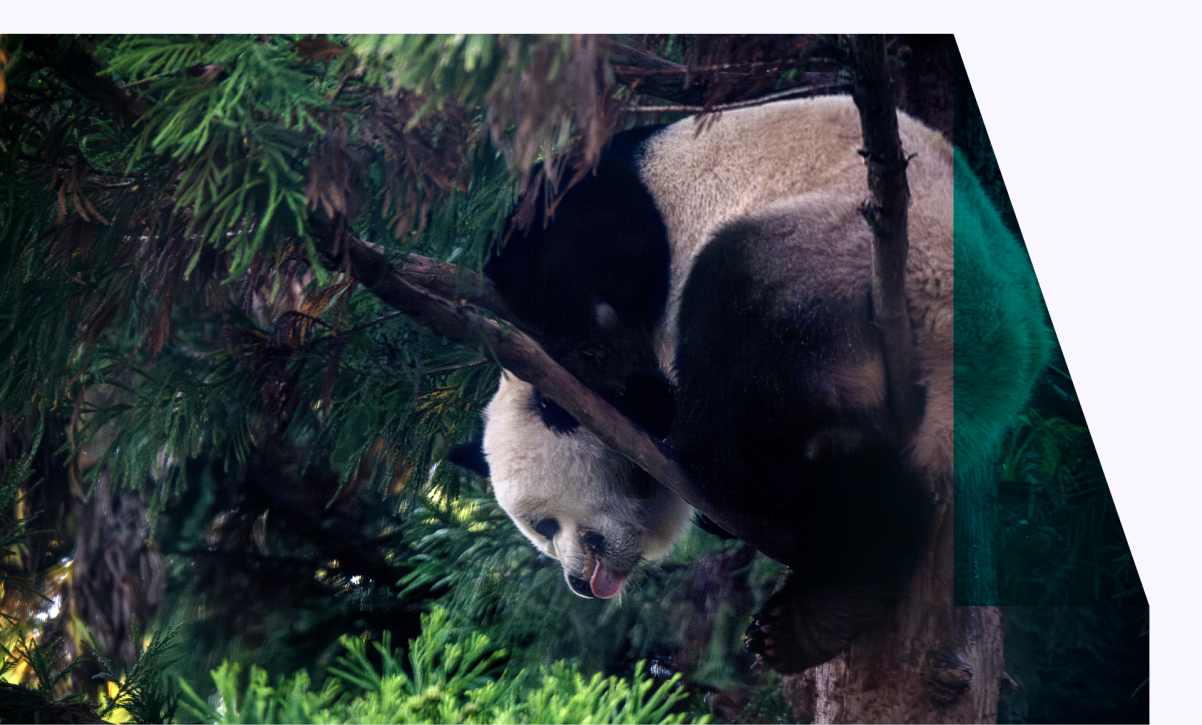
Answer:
479;374;693;598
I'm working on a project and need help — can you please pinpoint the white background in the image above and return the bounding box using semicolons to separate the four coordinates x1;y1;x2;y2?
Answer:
8;4;1200;721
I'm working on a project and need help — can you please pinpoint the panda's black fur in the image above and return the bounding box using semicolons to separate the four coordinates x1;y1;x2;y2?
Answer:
452;96;1049;671
485;126;676;440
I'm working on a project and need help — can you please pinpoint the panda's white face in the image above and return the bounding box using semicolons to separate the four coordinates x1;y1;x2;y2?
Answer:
482;374;693;598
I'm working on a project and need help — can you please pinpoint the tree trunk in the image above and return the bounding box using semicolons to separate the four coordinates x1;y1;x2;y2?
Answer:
781;485;1005;722
40;473;164;699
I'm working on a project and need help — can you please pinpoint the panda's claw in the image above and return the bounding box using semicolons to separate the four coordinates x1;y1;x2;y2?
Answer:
743;577;894;674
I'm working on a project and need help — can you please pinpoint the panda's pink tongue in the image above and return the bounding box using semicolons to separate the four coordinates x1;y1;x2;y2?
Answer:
589;561;626;599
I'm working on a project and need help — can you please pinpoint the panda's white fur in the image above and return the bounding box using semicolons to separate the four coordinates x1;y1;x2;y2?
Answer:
479;96;1023;601
483;374;693;596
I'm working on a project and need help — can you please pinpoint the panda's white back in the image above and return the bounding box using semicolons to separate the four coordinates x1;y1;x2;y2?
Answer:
639;95;956;478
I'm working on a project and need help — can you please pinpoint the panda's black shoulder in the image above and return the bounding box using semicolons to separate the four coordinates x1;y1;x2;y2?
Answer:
483;125;672;405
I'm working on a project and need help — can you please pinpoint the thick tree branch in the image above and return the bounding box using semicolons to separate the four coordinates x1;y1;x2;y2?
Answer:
314;223;802;561
850;35;925;436
317;227;687;488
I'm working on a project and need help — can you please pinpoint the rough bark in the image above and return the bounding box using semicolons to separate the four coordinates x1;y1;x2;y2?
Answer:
393;251;517;323
39;475;164;700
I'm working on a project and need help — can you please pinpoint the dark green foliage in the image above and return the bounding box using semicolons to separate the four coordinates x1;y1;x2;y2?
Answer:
998;607;1149;724
996;405;1145;606
0;418;43;613
0;32;511;458
1;32;541;718
90;620;182;722
103;36;326;279
2;635;85;700
398;473;787;684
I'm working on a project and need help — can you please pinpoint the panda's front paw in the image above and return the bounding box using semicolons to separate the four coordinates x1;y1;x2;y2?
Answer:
744;578;892;673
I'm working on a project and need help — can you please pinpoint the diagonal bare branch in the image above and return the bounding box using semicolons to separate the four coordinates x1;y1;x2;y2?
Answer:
311;221;809;560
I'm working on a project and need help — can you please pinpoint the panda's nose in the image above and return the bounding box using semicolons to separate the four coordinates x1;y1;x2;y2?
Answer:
581;529;605;553
566;573;595;598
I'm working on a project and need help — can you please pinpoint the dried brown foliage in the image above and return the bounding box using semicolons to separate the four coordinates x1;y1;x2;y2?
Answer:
308;88;476;242
486;36;622;207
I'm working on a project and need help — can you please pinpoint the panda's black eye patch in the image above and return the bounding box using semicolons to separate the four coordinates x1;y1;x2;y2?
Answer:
531;388;580;434
532;518;560;540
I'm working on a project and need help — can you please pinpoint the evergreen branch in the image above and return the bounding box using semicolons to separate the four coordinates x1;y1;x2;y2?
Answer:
179;607;698;724
2;636;84;697
91;619;183;722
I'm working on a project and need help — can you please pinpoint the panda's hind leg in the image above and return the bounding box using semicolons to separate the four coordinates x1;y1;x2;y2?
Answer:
674;210;933;671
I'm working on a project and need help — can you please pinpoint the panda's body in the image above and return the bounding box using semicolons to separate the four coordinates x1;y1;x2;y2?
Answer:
465;96;1050;666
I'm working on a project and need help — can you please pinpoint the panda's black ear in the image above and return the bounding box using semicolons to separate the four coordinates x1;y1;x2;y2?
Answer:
446;438;489;478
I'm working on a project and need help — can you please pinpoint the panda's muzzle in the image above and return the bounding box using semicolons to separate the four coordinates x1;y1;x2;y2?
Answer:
581;529;606;553
567;530;629;600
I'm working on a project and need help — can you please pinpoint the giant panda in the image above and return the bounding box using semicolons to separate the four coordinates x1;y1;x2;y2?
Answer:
450;95;1051;670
